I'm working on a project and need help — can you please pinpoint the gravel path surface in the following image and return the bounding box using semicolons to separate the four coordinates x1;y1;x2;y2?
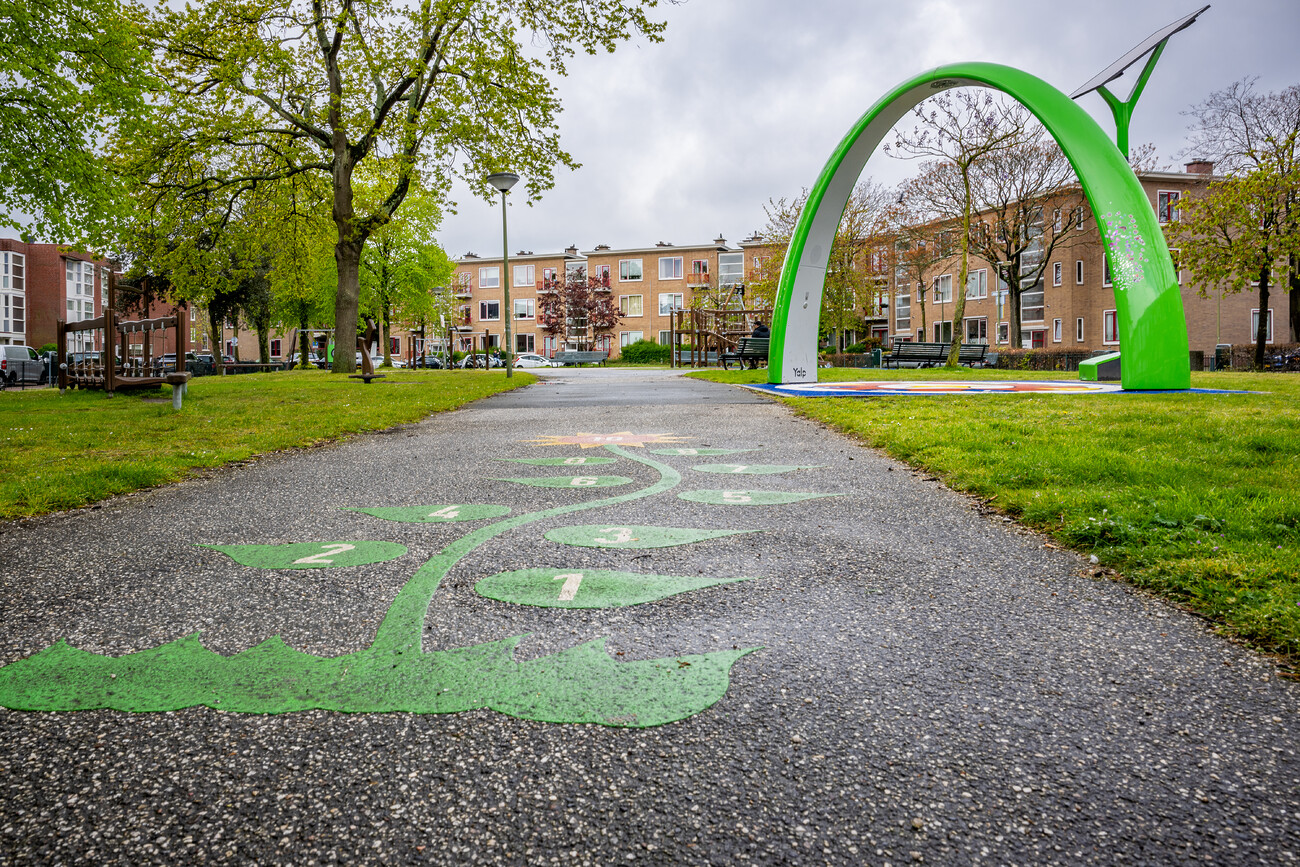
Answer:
1;368;1296;865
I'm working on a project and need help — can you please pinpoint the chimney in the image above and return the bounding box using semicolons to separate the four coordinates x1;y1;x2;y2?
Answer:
655;240;672;247
595;244;610;251
1184;159;1214;175
564;245;578;256
714;234;727;247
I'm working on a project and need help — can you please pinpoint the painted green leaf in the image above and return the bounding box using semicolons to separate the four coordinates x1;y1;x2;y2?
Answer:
475;568;754;608
497;475;632;489
0;633;760;728
202;541;407;569
677;489;841;506
544;524;761;549
346;504;511;523
649;447;757;456
692;463;825;475
500;456;617;467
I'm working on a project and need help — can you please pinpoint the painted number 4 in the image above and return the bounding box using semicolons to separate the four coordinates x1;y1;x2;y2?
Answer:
427;506;461;519
292;543;356;565
553;572;584;601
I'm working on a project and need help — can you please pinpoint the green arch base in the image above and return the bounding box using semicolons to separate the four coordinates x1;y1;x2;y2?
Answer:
769;62;1190;391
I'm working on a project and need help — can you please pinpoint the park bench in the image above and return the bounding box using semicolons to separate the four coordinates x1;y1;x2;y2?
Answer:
957;343;989;367
721;337;770;371
552;350;608;366
884;340;949;368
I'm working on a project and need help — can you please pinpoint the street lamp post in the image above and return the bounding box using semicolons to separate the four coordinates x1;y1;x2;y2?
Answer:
486;172;519;378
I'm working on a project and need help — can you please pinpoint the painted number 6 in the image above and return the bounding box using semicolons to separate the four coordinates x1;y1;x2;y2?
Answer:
570;476;598;487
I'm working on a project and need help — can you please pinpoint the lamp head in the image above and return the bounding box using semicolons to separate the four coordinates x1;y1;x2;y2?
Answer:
486;172;519;193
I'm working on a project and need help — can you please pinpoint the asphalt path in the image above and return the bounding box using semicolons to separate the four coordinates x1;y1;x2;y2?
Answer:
0;368;1296;865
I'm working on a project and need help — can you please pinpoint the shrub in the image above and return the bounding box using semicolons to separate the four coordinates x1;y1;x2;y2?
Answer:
619;339;671;364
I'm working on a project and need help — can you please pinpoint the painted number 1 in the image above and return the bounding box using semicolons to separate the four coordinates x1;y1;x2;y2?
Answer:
293;543;356;565
553;572;584;601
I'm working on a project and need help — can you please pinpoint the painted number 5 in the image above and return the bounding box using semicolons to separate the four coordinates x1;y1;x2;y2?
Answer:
593;527;634;544
554;572;584;601
293;543;356;565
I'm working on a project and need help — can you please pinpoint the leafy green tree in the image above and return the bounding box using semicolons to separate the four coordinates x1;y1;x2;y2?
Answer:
0;0;146;243
125;0;666;372
1175;78;1300;353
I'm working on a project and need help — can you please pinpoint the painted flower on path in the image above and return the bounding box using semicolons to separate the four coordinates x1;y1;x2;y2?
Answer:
527;432;688;449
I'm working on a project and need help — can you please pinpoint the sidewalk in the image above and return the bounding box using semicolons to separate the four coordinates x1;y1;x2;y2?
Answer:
1;368;1296;864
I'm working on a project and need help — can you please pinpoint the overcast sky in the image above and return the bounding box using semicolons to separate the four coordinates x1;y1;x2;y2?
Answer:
441;0;1300;258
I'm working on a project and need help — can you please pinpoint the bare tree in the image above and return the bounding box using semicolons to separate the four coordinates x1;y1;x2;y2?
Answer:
887;91;1026;364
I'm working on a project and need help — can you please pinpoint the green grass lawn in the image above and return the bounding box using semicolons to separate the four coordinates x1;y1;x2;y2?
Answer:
692;366;1300;666
0;369;532;520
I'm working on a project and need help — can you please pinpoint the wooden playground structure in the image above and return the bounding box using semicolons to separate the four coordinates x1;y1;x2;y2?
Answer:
55;273;190;395
668;306;771;368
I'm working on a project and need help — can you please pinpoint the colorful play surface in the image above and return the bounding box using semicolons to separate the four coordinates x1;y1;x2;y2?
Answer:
744;381;1250;397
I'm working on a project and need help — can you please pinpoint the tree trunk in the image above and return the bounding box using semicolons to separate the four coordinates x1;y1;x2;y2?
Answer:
258;326;270;364
381;304;391;367
299;316;310;368
1254;263;1271;369
1289;254;1299;343
331;144;361;373
1007;254;1022;348
209;307;224;373
947;179;973;367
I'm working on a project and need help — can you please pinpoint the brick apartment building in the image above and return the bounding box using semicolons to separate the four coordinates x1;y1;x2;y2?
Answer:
0;240;113;353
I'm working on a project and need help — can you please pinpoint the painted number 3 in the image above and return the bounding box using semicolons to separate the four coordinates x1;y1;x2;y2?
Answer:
553;572;584;601
292;543;356;565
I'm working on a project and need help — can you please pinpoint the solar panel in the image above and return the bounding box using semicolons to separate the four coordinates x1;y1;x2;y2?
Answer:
1070;5;1210;100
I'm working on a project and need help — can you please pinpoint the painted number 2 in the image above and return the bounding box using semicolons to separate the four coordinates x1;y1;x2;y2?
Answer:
553;572;584;601
292;543;356;565
593;527;635;544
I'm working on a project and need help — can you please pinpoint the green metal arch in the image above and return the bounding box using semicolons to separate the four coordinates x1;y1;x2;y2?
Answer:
768;62;1190;390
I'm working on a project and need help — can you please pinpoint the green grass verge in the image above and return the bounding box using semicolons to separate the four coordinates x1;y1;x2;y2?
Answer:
691;367;1300;665
0;369;533;520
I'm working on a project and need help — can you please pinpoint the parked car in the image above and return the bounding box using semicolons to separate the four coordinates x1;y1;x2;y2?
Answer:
411;355;444;369
513;353;556;369
2;345;46;385
458;353;502;369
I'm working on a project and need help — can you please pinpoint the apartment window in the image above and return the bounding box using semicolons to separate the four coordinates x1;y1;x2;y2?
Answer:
619;294;643;317
1103;310;1119;344
658;330;671;344
658;293;684;316
1053;208;1062;232
1052;319;1062;343
718;252;744;287
965;269;987;299
565;261;586;280
592;264;610;283
1103;255;1113;287
619;331;643;347
514;298;535;319
691;259;710;282
996;322;1009;344
1157;190;1181;223
270;339;281;357
1075;206;1085;229
516;333;535;353
964;317;987;344
658;256;683;280
1053;262;1062;287
479;300;500;321
478;267;500;289
1076;260;1084;285
1021;285;1045;322
513;264;535;288
1;294;23;335
932;320;952;342
895;292;911;332
1076;317;1085;342
1251;308;1274;343
1023;329;1046;349
67;259;94;300
933;274;952;303
2;251;25;292
542;267;557;283
619;259;643;282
